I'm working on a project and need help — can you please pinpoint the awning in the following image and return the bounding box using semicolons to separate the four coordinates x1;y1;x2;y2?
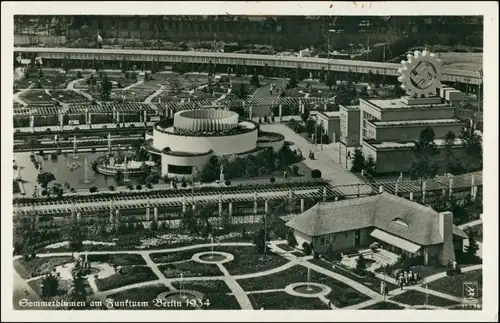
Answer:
370;229;421;254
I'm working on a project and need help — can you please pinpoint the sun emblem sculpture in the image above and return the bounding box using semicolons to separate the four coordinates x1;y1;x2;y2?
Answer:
397;50;443;98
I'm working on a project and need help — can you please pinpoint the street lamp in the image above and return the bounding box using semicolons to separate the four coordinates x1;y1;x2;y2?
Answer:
327;29;336;74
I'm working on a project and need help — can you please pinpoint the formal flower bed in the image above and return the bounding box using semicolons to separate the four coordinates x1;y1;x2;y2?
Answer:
390;290;460;307
94;265;158;292
150;247;212;263
106;284;170;310
45;240;117;250
50;90;90;103
159;261;223;278
14;256;73;279
215;245;289;275
170;280;241;310
427;269;482;299
249;291;329;310
19;90;55;105
361;301;406;309
86;254;146;266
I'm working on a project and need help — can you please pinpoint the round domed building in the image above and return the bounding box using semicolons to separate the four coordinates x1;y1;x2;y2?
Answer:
144;108;285;179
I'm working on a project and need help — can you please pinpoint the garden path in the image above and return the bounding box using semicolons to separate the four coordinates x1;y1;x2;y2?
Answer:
16;241;482;310
13;83;34;106
144;85;165;103
67;78;95;103
259;123;368;196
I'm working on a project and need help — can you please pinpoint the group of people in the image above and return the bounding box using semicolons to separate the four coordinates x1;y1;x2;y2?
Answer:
308;150;316;160
269;82;278;95
397;269;420;290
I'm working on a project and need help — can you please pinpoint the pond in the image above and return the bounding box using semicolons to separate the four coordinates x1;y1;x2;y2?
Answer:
14;152;144;196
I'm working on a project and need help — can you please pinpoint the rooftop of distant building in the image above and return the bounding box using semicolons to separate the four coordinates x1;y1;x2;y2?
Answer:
364;98;450;110
371;118;463;127
365;138;465;150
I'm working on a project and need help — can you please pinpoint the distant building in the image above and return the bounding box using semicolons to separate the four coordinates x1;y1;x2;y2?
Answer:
285;192;468;266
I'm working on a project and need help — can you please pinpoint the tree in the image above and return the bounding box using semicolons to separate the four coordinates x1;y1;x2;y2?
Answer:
286;229;297;248
464;226;479;258
250;73;260;88
100;75;113;101
301;105;310;123
356;254;367;272
181;209;198;234
302;242;312;255
460;125;483;173
365;155;376;177
199;156;220;182
443;131;457;174
350;147;365;173
67;259;88;308
41;270;60;297
409;127;439;180
324;72;335;90
263;63;270;78
287;75;298;89
252;228;269;253
37;172;56;188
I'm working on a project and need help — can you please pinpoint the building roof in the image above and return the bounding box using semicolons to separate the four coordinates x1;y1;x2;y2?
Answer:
366;98;449;110
317;111;341;119
285;192;465;246
371;119;463;127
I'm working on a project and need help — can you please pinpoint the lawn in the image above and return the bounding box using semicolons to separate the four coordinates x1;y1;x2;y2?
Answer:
106;284;170;310
249;292;329;310
94;266;158;292
19;90;55;105
14;256;73;279
390;290;460;307
86;254;146;266
49;90;89;104
214;245;289;275
427;269;482;299
170;280;241;310
310;258;398;294
158;261;223;278
361;301;406;310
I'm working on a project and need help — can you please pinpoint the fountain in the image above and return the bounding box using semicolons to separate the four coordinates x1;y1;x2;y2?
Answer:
179;272;186;299
83;157;90;183
307;267;312;291
123;156;130;182
209;235;214;259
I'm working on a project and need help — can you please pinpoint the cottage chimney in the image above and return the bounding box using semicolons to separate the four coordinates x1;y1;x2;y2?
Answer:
438;211;456;265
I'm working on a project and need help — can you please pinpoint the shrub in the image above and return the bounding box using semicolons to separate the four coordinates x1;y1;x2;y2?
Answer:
70;188;75;193
181;182;187;188
127;184;134;190
269;177;276;184
41;190;48;196
286;229;297;248
302;242;311;255
136;184;142;190
150;221;158;231
311;169;322;179
108;185;115;191
146;183;153;189
158;221;168;231
292;165;299;175
89;186;98;193
225;180;231;186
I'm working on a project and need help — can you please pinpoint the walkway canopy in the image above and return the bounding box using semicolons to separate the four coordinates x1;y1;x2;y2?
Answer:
370;229;421;254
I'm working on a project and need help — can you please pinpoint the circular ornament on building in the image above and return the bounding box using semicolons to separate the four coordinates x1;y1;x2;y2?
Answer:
397;50;443;98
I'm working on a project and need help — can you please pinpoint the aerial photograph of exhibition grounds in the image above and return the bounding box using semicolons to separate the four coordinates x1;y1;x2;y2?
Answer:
7;12;491;315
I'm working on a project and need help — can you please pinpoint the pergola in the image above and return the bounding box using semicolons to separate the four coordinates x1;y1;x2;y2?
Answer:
13;172;482;215
14;97;329;117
